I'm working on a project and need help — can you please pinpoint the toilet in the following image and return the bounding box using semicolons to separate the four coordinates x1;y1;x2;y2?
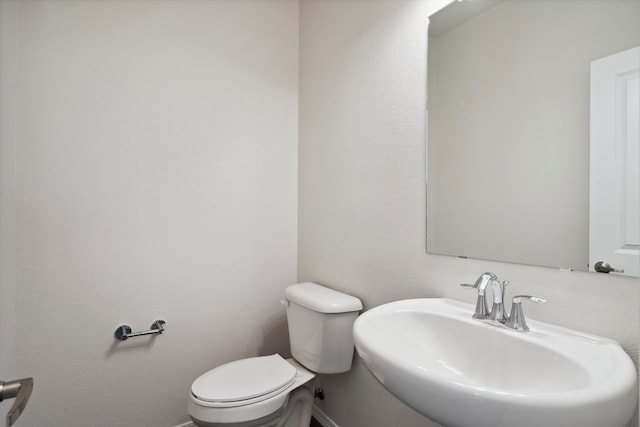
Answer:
188;282;363;427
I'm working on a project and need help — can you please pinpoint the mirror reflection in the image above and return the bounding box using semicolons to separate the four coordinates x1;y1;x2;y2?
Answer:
426;0;640;276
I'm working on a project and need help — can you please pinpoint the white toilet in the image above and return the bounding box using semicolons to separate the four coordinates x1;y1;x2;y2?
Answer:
188;282;363;427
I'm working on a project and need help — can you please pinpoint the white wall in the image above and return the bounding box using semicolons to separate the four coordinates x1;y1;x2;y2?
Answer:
4;1;298;426
0;1;16;382
0;0;18;418
298;0;638;426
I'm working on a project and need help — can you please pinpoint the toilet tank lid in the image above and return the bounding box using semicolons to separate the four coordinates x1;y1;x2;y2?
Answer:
285;282;363;313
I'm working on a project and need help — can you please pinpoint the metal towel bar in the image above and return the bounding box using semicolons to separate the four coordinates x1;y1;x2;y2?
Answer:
114;320;166;341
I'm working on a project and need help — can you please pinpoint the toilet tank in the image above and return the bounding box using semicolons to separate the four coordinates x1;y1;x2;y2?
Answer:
285;282;363;374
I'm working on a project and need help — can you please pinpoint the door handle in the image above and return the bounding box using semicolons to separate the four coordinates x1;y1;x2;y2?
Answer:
0;377;34;426
594;261;625;274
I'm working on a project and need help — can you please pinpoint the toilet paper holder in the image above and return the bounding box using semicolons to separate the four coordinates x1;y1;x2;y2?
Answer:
114;319;166;341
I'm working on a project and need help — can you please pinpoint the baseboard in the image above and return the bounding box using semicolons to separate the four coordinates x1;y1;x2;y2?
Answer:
312;405;340;427
176;407;338;427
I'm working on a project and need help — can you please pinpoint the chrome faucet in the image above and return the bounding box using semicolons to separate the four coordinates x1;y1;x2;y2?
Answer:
461;273;545;331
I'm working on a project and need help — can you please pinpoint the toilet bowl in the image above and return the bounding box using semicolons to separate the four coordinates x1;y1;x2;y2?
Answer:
188;283;362;427
188;356;314;427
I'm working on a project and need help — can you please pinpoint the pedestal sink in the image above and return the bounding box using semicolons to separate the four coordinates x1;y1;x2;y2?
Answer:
353;298;637;427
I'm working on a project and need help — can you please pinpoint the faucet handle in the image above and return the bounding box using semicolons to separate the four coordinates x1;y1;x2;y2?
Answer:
506;295;546;332
512;295;546;304
460;283;490;319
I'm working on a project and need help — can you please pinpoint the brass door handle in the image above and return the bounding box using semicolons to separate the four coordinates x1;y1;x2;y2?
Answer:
0;377;34;426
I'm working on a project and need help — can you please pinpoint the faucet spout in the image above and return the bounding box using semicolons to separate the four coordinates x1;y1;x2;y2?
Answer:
489;279;508;323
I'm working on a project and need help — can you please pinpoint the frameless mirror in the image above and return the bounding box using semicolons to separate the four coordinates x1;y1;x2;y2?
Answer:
427;0;640;276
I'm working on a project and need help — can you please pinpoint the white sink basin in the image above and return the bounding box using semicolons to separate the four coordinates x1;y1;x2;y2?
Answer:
353;298;637;427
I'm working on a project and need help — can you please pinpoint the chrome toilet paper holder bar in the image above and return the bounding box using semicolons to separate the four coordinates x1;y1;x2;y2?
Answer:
114;320;166;341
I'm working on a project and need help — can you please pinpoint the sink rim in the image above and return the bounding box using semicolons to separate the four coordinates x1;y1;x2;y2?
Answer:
353;297;638;425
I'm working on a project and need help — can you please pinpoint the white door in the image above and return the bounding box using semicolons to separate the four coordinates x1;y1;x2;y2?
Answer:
589;46;640;277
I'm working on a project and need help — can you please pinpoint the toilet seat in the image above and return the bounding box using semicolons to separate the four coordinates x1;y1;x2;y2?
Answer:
191;354;297;408
188;357;316;425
